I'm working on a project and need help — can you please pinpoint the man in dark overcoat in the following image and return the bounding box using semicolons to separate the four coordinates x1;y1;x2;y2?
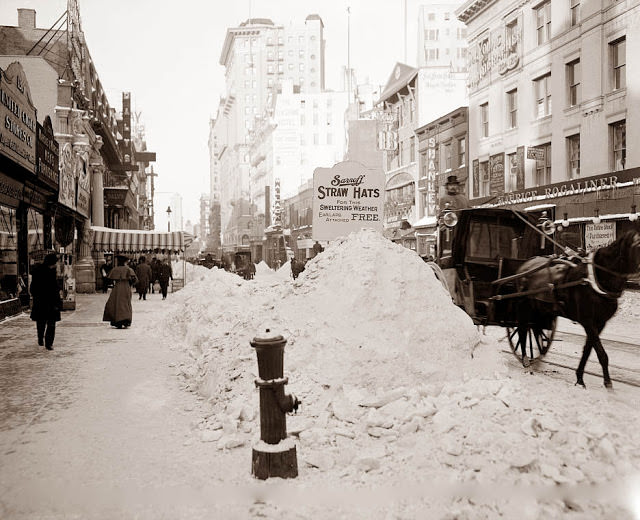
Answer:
158;258;173;300
151;257;161;293
30;253;62;350
135;256;153;300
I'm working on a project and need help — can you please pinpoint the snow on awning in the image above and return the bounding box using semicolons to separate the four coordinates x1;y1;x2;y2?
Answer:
91;226;193;253
412;215;438;228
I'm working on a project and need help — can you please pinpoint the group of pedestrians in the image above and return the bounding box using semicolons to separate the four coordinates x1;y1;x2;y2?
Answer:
29;252;175;349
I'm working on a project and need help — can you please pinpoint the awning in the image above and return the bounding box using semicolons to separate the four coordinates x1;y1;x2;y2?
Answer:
91;226;193;253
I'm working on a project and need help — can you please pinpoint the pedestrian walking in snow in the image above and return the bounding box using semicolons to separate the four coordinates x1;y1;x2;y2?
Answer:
151;257;161;293
135;256;153;300
102;255;137;329
158;258;173;300
29;252;62;351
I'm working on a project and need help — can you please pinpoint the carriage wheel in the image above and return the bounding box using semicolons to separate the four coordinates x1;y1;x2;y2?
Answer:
505;318;556;366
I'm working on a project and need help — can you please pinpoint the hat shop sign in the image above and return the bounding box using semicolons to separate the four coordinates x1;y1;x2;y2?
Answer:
312;161;384;241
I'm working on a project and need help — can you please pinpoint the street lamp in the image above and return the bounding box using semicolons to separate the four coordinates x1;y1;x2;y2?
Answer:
166;206;172;232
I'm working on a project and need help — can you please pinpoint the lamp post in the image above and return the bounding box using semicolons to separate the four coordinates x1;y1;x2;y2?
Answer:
166;206;172;232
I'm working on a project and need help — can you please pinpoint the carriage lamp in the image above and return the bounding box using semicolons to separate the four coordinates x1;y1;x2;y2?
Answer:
442;211;458;227
593;209;601;225
562;213;570;228
630;205;638;222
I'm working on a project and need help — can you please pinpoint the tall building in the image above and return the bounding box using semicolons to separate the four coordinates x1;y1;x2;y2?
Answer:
417;2;468;71
210;15;327;254
457;0;640;250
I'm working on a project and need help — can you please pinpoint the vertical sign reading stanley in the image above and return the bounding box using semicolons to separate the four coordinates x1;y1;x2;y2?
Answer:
313;161;384;241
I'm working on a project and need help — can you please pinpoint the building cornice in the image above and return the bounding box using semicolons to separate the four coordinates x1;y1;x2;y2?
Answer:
456;0;498;24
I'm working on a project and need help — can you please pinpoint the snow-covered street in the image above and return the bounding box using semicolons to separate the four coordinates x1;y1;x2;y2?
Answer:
1;230;639;519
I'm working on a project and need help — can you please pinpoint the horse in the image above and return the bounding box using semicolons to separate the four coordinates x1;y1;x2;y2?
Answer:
513;230;640;388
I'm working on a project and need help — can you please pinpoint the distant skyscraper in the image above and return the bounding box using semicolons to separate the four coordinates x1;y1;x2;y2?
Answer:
417;2;468;72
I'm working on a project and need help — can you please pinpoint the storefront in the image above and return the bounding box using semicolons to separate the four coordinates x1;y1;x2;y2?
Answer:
473;168;640;253
0;62;59;319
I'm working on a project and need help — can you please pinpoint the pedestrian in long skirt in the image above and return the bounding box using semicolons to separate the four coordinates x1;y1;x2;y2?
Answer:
102;255;137;328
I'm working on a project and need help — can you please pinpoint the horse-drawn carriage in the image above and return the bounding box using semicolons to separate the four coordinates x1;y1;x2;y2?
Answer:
430;206;640;388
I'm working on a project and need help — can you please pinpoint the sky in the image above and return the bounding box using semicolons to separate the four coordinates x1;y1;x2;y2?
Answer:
0;0;424;225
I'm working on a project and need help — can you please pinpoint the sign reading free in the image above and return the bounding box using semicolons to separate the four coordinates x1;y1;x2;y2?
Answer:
312;161;384;241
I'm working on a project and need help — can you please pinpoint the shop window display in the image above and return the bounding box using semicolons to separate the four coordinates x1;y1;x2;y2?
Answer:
0;205;19;302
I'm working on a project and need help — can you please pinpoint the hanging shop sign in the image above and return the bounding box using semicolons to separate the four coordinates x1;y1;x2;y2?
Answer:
527;146;545;161
75;153;90;218
312;161;384;241
0;62;37;174
585;222;616;252
426;137;437;216
36;116;59;191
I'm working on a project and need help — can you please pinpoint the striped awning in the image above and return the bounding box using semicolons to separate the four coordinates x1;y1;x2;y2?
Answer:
91;226;193;253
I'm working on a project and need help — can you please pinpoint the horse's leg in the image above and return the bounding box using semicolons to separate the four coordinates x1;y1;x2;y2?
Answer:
592;336;612;388
517;302;529;366
576;337;593;388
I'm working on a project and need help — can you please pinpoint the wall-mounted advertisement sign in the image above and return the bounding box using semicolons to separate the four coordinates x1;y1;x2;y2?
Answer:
489;153;505;196
472;159;479;198
36;116;59;191
58;143;76;211
527;146;545;161
312;161;384;241
585;222;616;252
468;18;522;92
0;62;37;174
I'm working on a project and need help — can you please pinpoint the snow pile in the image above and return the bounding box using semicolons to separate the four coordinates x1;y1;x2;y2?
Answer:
171;260;212;284
153;229;640;518
255;261;273;276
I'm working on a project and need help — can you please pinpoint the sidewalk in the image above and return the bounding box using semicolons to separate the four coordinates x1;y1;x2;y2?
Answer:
0;292;248;519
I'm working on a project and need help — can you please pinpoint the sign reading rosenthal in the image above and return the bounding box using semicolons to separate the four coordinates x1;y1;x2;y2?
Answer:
312;161;384;241
0;62;37;174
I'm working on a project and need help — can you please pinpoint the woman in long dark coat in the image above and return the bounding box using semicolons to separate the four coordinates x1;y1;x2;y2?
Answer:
102;255;137;328
30;253;62;350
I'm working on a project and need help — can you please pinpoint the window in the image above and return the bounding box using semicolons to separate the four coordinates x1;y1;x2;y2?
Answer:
427;49;440;60
480;103;489;137
444;142;452;170
444;12;451;20
313;113;318;125
611;120;626;171
506;19;518;48
458;138;466;166
567;59;580;106
507;89;518;128
567;134;580;178
314;133;319;145
428;12;435;21
611;38;626;90
457;28;467;39
535;1;551;45
299;63;305;71
327;133;333;145
570;0;580;26
534;73;552;117
535;143;551;185
426;29;439;41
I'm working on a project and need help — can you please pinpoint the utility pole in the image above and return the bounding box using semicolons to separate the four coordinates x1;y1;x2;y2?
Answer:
404;0;407;63
347;6;351;104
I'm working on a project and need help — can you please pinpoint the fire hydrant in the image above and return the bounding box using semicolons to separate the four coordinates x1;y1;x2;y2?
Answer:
250;329;300;479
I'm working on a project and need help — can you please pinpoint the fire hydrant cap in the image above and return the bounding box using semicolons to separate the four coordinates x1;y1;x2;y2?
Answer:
251;328;286;345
